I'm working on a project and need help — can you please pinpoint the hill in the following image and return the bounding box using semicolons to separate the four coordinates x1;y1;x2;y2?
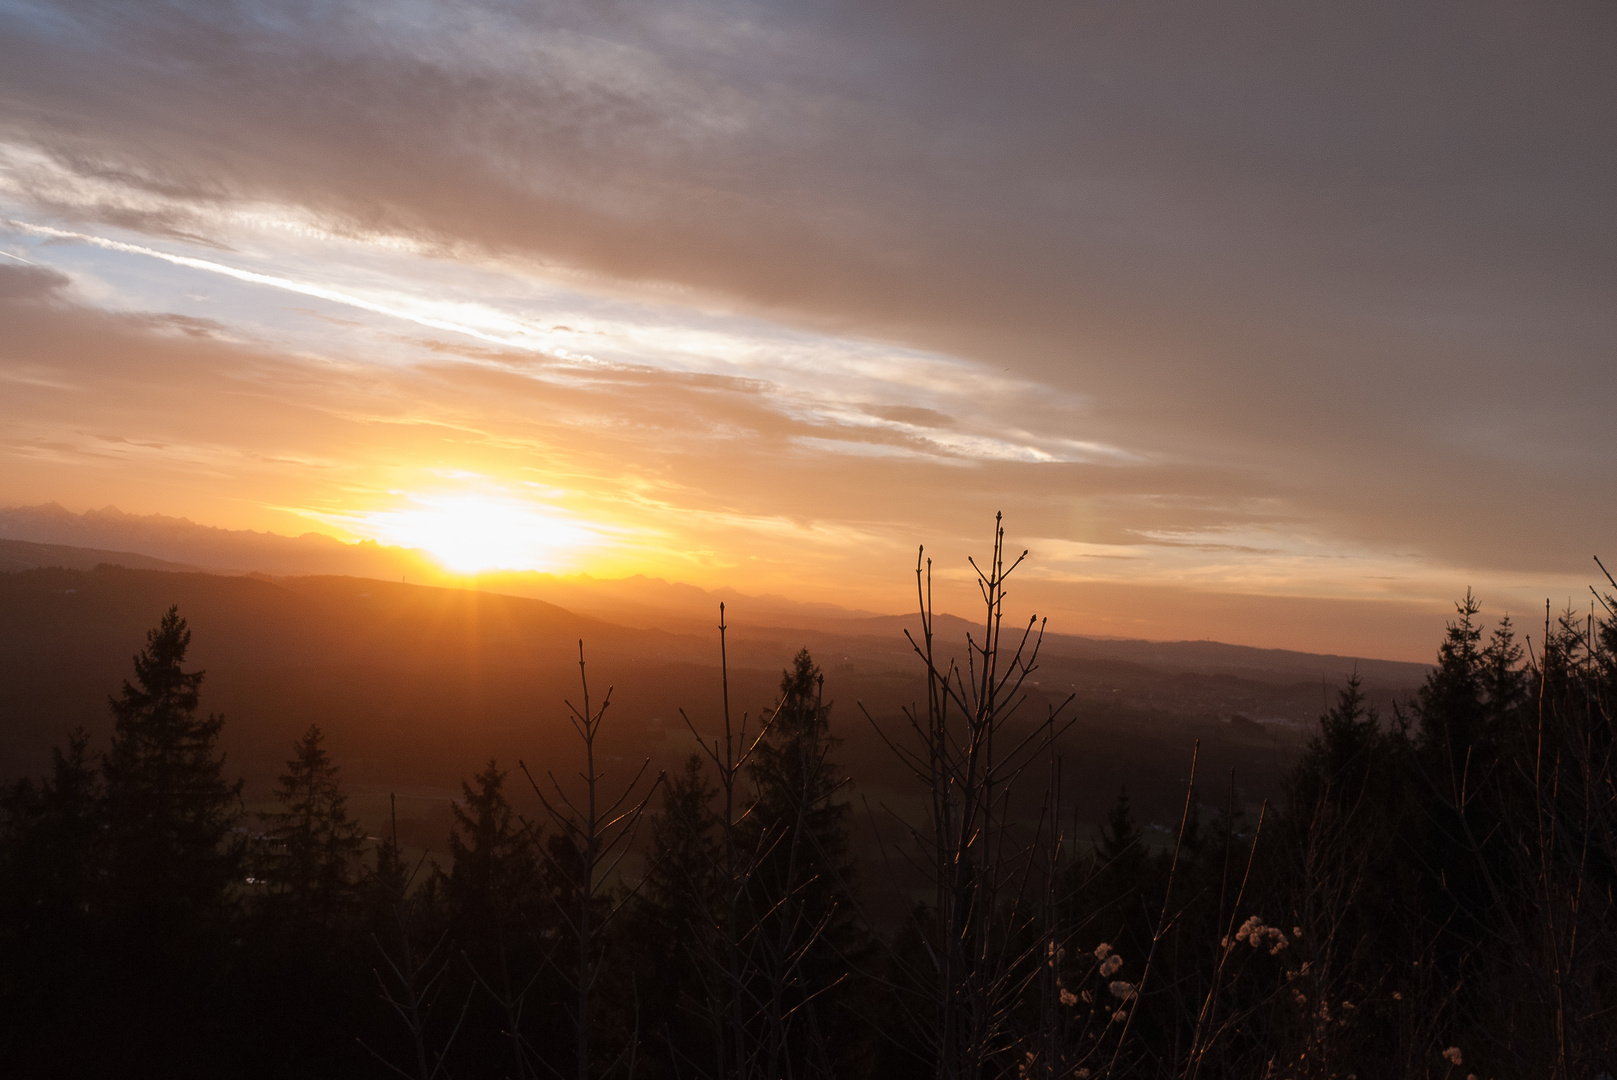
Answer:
0;536;205;574
0;557;1429;835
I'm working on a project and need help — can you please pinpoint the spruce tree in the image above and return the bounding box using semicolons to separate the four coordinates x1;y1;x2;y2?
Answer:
745;648;853;896
1408;593;1538;1054
1417;590;1488;780
629;753;723;1076
447;758;546;1074
100;606;242;924
264;724;365;930
643;752;721;939
1100;786;1143;871
92;607;244;1076
448;760;539;935
0;729;103;1072
0;728;101;930
1293;672;1381;812
742;647;867;1073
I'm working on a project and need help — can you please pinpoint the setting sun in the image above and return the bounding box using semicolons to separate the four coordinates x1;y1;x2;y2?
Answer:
357;491;593;574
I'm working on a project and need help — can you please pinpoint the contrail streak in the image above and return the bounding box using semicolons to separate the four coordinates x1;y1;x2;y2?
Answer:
0;218;597;361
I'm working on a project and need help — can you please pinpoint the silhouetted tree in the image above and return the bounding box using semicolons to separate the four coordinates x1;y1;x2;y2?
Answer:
97;606;244;1076
101;606;243;923
524;644;660;1080
742;647;869;1076
1093;786;1151;950
1288;672;1411;821
263;724;365;930
1411;596;1531;997
232;726;375;1078
0;727;100;928
10;547;1617;1078
449;760;539;936
444;759;552;1079
1270;673;1421;1078
0;729;103;1072
630;752;723;1076
643;753;721;931
362;797;472;1080
1100;787;1144;872
1416;590;1506;787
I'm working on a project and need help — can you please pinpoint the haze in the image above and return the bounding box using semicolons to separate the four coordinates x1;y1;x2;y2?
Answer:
2;2;1613;660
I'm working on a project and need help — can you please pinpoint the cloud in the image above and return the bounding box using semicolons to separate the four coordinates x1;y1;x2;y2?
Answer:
0;214;1127;470
0;261;68;300
0;0;1612;653
0;287;1591;658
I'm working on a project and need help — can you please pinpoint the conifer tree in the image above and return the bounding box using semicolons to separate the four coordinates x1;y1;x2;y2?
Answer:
1100;787;1143;871
643;752;721;941
1276;672;1421;1075
447;759;548;1077
0;728;103;1064
100;606;242;922
448;759;539;934
1417;590;1488;780
631;753;723;1075
746;648;854;902
264;724;365;929
742;647;867;1074
1413;597;1529;907
1293;672;1383;813
75;607;246;1076
0;728;101;928
1092;786;1150;954
1480;616;1528;731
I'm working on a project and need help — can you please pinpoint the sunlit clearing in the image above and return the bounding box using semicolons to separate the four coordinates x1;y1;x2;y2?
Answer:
363;493;592;574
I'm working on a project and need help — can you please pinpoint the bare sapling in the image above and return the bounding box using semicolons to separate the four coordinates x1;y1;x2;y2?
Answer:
861;513;1077;1080
361;793;474;1080
674;602;790;1080
522;641;662;1080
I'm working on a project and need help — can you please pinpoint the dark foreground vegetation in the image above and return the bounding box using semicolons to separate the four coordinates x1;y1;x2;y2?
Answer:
2;521;1614;1079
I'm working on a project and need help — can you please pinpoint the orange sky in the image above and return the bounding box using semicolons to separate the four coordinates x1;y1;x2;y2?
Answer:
2;3;1613;662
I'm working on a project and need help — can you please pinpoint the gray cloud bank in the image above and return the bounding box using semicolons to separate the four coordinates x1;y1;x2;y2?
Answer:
1;0;1614;579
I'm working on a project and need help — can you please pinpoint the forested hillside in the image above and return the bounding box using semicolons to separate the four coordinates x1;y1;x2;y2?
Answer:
3;542;1609;1078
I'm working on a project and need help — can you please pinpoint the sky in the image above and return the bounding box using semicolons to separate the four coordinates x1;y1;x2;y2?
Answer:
0;1;1613;660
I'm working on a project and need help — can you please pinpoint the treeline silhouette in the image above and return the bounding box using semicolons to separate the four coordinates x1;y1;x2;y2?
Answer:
2;521;1614;1078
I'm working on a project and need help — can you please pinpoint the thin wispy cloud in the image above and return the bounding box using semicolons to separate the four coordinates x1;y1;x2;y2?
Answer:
2;219;603;360
1;210;1123;468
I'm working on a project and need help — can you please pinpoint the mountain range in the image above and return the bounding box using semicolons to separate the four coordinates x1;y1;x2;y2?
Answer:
0;504;1432;831
0;503;1429;686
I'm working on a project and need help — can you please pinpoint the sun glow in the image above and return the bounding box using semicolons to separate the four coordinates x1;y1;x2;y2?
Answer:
360;492;593;574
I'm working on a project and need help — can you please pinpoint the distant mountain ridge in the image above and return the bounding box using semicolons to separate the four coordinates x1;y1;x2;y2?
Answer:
0;504;1430;689
0;502;438;579
0;503;883;626
831;612;1430;690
